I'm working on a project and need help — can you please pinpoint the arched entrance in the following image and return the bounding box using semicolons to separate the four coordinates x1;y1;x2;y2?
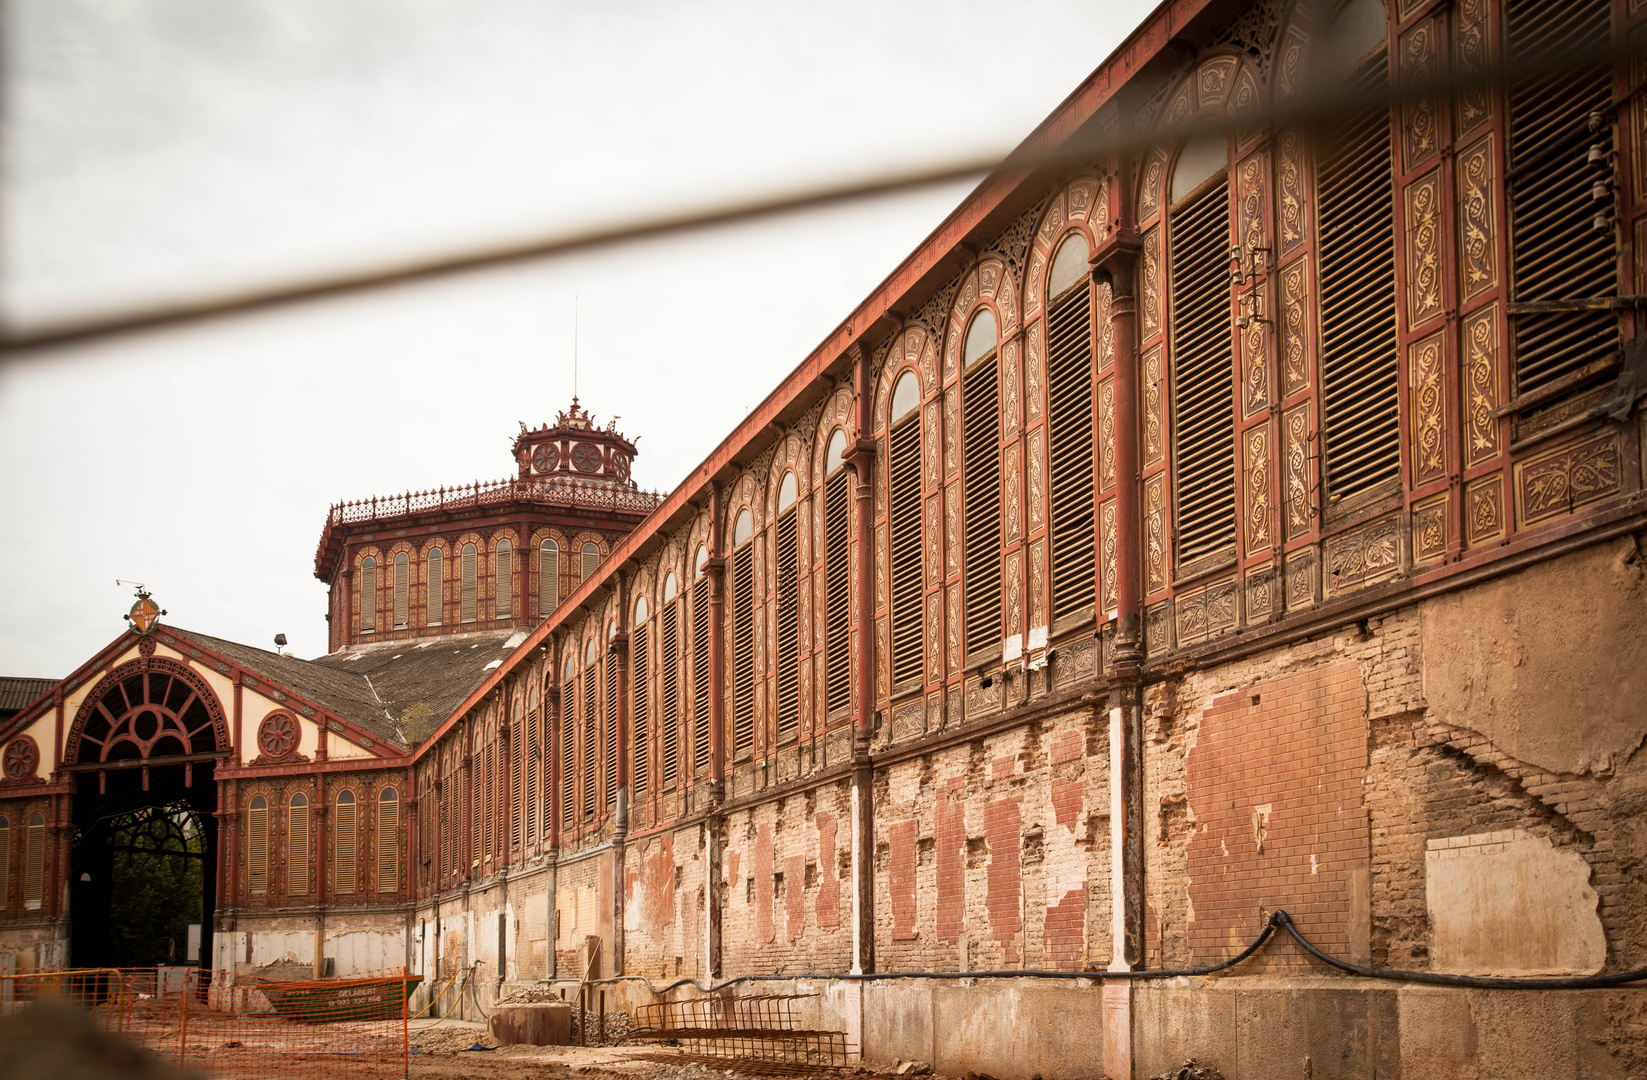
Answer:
64;654;228;969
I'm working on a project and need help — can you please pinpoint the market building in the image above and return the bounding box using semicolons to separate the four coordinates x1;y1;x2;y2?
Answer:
4;0;1646;1074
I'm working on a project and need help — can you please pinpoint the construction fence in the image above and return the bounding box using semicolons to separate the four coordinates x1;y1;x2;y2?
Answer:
0;966;414;1080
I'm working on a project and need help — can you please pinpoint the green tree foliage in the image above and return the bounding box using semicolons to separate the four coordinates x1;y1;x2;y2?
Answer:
107;813;202;968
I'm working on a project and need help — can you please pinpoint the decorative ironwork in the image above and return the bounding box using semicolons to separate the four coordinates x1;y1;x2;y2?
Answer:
2;735;40;783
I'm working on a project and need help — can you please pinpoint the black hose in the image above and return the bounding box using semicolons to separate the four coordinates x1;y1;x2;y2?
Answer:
534;910;1647;997
1271;910;1647;990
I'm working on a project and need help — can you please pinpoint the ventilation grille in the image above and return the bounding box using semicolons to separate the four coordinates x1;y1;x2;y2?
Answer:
1507;0;1618;403
496;545;513;621
1319;55;1400;500
692;579;710;772
633;623;649;796
661;602;679;788
605;655;619;809
360;561;377;632
824;470;851;717
539;544;559;616
962;358;1001;658
289;800;311;897
582;677;597;819
426;550;443;627
1047;280;1096;621
393;556;409;629
336;796;357;892
461;547;478;623
247;806;267;896
377;796;398;893
775;510;800;743
1169;174;1236;566
888;414;924;686
731;544;756;758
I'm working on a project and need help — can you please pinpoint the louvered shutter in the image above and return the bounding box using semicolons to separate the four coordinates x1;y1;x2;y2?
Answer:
692;580;710;771
1169;173;1236;566
378;792;398;893
468;752;480;867
604;654;619;808
426;549;444;627
1048;279;1096;624
824;470;851;717
582;544;600;584
484;740;496;859
962;360;1001;659
23;814;44;909
287;797;309;897
334;793;355;895
496;542;514;622
731;544;755;758
360;559;377;633
1319;54;1399;501
889;416;923;685
633;623;650;796
393;554;410;628
439;774;450;879
582;677;597;818
461;545;478;623
248;800;268;896
1507;0;1618;412
775;510;800;743
525;704;538;844
511;710;523;848
0;817;9;906
562;699;577;830
539;542;560;616
661;602;679;788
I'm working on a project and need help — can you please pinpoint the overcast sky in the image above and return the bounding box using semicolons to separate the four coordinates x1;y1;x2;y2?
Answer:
0;0;1151;677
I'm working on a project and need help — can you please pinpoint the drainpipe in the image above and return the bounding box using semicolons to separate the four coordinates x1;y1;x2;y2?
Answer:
546;650;560;981
612;577;630;978
704;484;727;980
845;342;878;977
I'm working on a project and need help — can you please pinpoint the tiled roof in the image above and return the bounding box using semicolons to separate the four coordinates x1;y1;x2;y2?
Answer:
0;676;58;715
309;628;526;746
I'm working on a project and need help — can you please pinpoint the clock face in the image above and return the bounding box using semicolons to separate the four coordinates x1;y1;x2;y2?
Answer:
570;442;603;474
531;443;559;473
612;454;630;482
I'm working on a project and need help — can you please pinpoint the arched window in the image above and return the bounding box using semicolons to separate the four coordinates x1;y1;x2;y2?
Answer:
378;788;399;893
510;698;523;850
1506;0;1617;420
539;539;560;616
24;812;45;910
660;571;680;789
0;815;9;906
561;656;577;832
960;314;1000;664
334;790;357;895
1169;131;1235;568
730;509;756;759
1047;231;1097;627
426;548;444;627
889;369;925;687
248;797;268;896
461;543;478;623
393;552;410;629
774;473;801;745
287;793;309;897
604;624;619;810
823;430;852;720
1318;0;1399;503
495;539;514;622
525;688;540;845
360;557;377;633
582;640;599;820
692;546;710;773
581;543;601;584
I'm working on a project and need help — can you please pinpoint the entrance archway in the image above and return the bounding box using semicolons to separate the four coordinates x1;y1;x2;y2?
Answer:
64;655;228;969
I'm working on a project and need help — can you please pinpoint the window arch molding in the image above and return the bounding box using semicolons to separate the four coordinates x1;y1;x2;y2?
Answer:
66;656;229;766
1024;173;1108;325
940;255;1018;387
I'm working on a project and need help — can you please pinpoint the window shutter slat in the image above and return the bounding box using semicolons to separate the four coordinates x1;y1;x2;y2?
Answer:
378;795;398;893
393;554;409;629
582;544;600;584
1169;174;1236;566
605;654;619;808
775;510;800;743
692;580;710;772
661;602;679;788
360;560;377;633
287;799;309;897
633;623;649;796
0;818;9;906
462;545;478;623
248;804;268;896
1048;281;1096;623
426;549;443;627
582;677;597;819
496;543;513;622
731;543;755;758
539;542;560;616
335;795;355;894
962;360;1001;659
1319;54;1400;501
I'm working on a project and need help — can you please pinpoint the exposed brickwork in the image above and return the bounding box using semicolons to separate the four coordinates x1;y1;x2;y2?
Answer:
935;777;966;943
985;796;1024;964
815;811;840;929
889;819;919;940
1184;659;1369;967
755;822;775;944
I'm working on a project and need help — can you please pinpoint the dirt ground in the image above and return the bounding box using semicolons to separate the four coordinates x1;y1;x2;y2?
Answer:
407;1021;901;1080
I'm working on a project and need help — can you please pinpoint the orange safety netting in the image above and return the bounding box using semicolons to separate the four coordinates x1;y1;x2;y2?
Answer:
0;966;413;1080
